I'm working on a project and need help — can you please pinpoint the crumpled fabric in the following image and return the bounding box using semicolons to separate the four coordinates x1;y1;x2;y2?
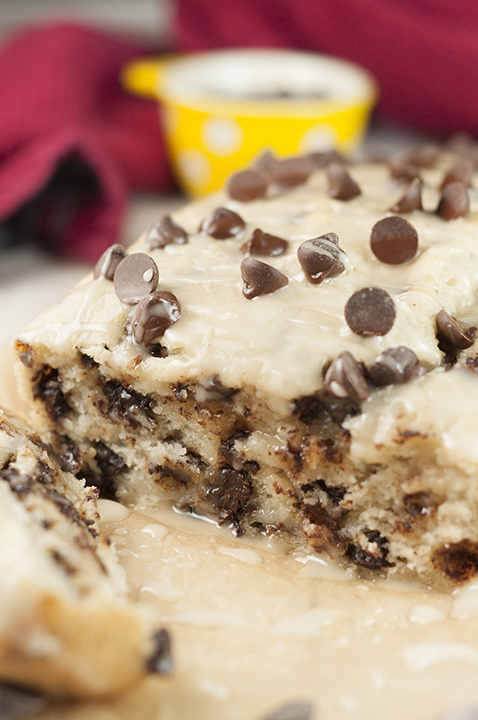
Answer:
0;22;173;260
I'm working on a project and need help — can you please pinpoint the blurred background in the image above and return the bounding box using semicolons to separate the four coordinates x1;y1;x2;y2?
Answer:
0;0;472;348
0;0;172;40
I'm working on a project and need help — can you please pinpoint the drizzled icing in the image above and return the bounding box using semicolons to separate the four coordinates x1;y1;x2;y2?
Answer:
18;163;478;402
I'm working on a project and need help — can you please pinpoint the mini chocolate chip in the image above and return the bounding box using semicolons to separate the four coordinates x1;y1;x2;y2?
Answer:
199;207;245;239
241;257;289;299
436;309;476;354
369;346;425;386
440;159;473;191
227;169;268;202
388;153;420;183
345;287;396;337
114;253;159;305
324;351;370;402
94;244;126;281
297;233;349;284
241;228;288;257
131;291;181;346
264;701;314;720
436;182;469;221
145;215;188;250
370;216;419;265
388;177;423;213
268;156;313;187
326;162;361;200
147;629;172;675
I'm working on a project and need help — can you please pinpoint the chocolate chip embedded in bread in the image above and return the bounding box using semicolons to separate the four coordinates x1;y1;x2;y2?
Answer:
227;169;268;202
345;287;396;337
388;178;423;213
131;291;181;347
200;207;246;239
440;159;473;191
436;309;476;354
324;351;370;402
263;700;314;720
369;346;425;386
145;215;188;250
436;182;469;221
241;257;289;299
432;539;478;585
241;228;288;257
326;162;361;200
94;244;126;281
370;216;419;265
268;156;313;187
114;253;159;305
298;233;349;284
147;629;173;675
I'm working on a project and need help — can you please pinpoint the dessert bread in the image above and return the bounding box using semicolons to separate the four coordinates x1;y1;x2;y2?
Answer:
13;149;478;588
0;409;170;698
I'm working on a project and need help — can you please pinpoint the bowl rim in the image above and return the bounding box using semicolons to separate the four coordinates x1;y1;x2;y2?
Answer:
123;48;379;118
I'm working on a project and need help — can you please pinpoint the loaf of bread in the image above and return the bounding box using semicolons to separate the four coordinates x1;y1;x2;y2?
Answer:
14;148;478;588
0;409;170;698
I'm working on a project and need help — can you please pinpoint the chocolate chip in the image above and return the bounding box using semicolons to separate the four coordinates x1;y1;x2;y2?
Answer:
324;351;370;402
268;156;313;187
440;159;473;191
345;287;396;337
432;539;478;585
388;153;420;183
297;233;349;284
263;701;314;720
33;365;70;424
207;467;254;532
326;162;361;200
436;309;476;354
436;182;469;221
147;629;173;675
114;253;159;305
241;228;288;257
145;215;188;250
94;244;126;281
240;257;289;299
199;207;246;239
388;178;423;213
94;441;127;500
227;169;268;202
369;346;424;386
346;534;391;570
370;216;419;265
131;291;181;346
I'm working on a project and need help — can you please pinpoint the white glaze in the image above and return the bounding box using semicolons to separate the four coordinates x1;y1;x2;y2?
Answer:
18;164;478;404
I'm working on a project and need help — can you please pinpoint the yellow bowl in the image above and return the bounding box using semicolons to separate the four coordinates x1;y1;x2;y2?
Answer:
122;49;378;197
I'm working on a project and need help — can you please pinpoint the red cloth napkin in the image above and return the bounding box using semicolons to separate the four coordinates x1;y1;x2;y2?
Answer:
0;22;173;261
